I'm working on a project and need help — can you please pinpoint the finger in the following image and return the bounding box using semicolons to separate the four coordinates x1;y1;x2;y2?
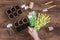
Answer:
28;27;34;32
28;27;32;30
28;30;32;34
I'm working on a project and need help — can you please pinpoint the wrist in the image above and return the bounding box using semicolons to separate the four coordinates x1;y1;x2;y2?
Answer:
34;37;40;40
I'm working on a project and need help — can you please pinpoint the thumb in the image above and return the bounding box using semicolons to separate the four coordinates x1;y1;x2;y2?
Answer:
28;27;33;32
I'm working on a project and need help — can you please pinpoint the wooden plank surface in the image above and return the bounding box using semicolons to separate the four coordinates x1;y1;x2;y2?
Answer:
0;0;60;40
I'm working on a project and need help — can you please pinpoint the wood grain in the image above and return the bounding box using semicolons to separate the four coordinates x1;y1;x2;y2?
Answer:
0;0;60;40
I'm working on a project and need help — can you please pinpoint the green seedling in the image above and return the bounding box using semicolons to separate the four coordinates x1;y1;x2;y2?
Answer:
28;12;50;32
34;13;50;31
27;11;37;27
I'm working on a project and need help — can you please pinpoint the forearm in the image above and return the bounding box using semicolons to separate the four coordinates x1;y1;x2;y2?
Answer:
34;39;40;40
34;36;41;40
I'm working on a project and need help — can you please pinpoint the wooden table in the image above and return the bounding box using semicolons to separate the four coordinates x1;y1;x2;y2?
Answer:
0;0;60;40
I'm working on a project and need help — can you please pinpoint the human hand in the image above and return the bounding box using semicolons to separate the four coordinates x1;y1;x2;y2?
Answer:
28;27;41;40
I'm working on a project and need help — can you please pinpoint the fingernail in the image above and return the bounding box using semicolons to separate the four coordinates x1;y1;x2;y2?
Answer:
28;27;33;32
